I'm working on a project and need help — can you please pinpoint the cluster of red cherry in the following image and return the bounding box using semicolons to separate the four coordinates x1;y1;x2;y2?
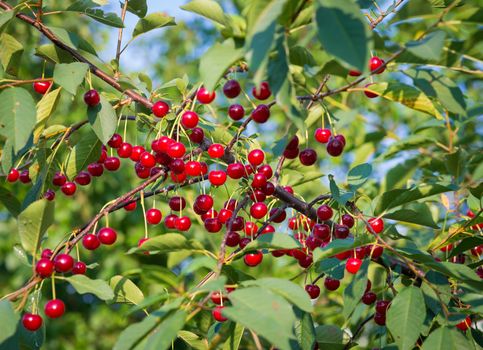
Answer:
348;56;386;98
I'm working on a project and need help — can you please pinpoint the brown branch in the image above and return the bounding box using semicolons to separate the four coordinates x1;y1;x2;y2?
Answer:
370;0;406;29
115;0;129;74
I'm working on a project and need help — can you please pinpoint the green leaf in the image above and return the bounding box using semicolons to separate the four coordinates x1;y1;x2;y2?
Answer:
222;287;297;350
448;236;483;258
126;0;147;18
406;31;446;61
0;10;14;32
347;163;372;190
113;315;159;350
383;205;439;228
363;83;443;119
199;39;243;92
0;186;21;217
343;259;369;319
222;323;244;350
315;0;371;71
242;278;313;312
295;310;316;350
0;300;19;344
129;233;205;254
48;27;98;56
0;87;36;152
381;135;435;159
67;2;124;28
132;12;176;38
423;261;483;290
34;88;62;142
407;69;467;116
244;233;302;250
375;183;455;215
87;95;118;144
315;325;345;350
53;62;89;95
65;130;102;179
65;275;114;300
109;275;144;304
144;310;187;350
17;199;55;256
181;0;228;26
387;286;426;350
0;33;23;76
421;326;470;350
313;239;364;263
178;330;208;350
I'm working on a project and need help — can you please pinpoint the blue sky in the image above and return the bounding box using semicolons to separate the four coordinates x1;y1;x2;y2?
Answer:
101;0;198;72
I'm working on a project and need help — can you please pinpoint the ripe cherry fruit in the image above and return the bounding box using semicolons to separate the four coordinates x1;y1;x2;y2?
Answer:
250;202;268;219
251;104;270;123
44;299;65;319
152;100;170;118
367;217;384;234
299;148;317;166
209;170;227;186
346;257;362;274
197;87;216;104
314;128;331;144
317;205;333;221
208;143;225;158
54;253;74;273
35;258;54;278
228;104;245;120
84;89;100;106
252;82;271;100
146;208;162;225
456;316;472;331
33;81;52;94
7;168;19;182
362;291;377;305
72;261;87;275
181;111;199;129
223;79;241;98
97;227;117;245
22;313;43;331
324;277;340;291
305;284;321;299
369;56;385;74
244;251;263;267
327;137;344;157
212;305;228;322
248;149;264;166
364;83;378;98
61;182;77;196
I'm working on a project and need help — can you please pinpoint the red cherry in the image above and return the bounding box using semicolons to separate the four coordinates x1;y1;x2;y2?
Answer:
152;101;170;118
7;168;19;182
306;235;322;250
314;128;331;144
107;133;123;148
227;163;245;179
210;291;225;305
33;81;52;94
197;87;216;104
167;142;186;158
346;257;362;274
284;147;299;159
228;104;245;120
367;218;384;234
226;231;241;247
54;253;74;273
316;205;333;221
41;249;53;259
19;170;31;183
324;277;340;291
61;182;76;196
169;159;185;174
98;149;107;163
252;82;271;100
230;216;245;231
87;163;104;177
84;89;100;106
244;251;263;266
261;182;274;197
52;172;66;186
195;194;214;212
248;149;264;166
374;312;386;326
170;171;187;183
82;234;100;250
366;245;384;259
97;227;117;245
305;284;320;299
251;104;270;123
334;224;350;239
252;173;267;189
114;142;131;158
313;224;331;241
250;202;268;219
209;170;227;186
43;189;56;201
189;127;204;144
140;152;156;168
375;300;391;314
200;162;208;175
239;237;251;249
135;163;150;179
212;305;227;322
146;208;162;225
298;254;313;268
130;145;146;161
75;171;91;186
369;56;385;74
35;258;54;278
175;216;191;231
124;200;137;211
335;134;346;147
72;261;87;275
244;221;258;236
286;136;299;150
205;218;222;233
181;111;199;129
341;214;355;228
326;138;344;157
299;148;317;166
348;70;362;77
104;157;121;171
169;196;186;211
456;316;472;331
223;80;241;98
22;313;43;331
364;83;378;98
362;291;377;305
218;209;233;224
44;299;65;319
164;214;178;229
185;161;201;177
270;208;286;223
208;144;225;158
200;208;217;221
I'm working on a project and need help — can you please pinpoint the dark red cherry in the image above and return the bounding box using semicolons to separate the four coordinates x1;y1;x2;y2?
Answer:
108;133;122;148
104;157;121;171
195;194;214;212
239;237;251;249
270;208;286;223
97;227;117;245
324;277;340;291
228;104;245;120
22;313;43;331
362;291;377;305
169;196;186;211
82;234;100;250
225;231;241;247
317;205;333;221
152;100;170;118
43;189;56;201
364;83;378;98
44;299;65;319
54;253;74;273
19;170;31;183
305;284;320;299
87;162;104;177
334;224;350;239
313;224;331;241
84;89;100;106
75;171;91;186
374;312;386;326
197;87;216;104
299;148;317;166
283;147;299;159
227;163;245;179
189;127;204;144
223;80;241;98
252;173;267;189
341;214;355;228
204;217;222;233
252;82;271;100
348;70;362;77
251;104;270;123
375;300;391;314
52;172;66;186
72;261;87;275
61;182;76;196
35;258;54;278
327;138;344;157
